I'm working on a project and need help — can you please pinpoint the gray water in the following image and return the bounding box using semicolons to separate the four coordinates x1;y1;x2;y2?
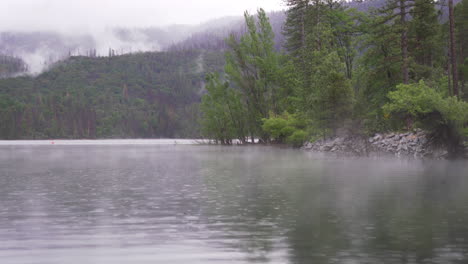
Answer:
0;141;468;264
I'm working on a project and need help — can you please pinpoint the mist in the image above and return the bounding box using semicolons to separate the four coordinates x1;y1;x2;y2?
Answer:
1;0;284;32
0;0;284;74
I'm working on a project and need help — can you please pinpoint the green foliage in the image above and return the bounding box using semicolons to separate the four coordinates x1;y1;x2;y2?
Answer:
261;112;308;146
287;129;308;147
409;0;443;77
383;81;443;118
222;8;286;142
383;81;468;130
262;117;289;140
293;50;354;136
200;73;247;144
384;81;468;154
283;2;357;137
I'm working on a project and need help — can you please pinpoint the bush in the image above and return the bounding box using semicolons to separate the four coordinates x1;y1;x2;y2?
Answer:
262;117;289;140
262;112;309;146
383;81;468;128
383;81;442;118
287;130;308;147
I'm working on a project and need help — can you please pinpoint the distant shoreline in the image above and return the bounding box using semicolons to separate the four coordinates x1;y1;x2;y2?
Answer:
0;139;209;146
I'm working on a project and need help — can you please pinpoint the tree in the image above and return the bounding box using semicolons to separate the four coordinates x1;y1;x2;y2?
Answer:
455;0;468;92
448;0;459;96
408;0;442;79
375;0;417;84
225;8;283;142
284;0;357;80
283;1;359;137
200;73;247;144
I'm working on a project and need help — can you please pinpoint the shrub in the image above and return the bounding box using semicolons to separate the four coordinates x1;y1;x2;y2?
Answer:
262;112;309;146
287;130;308;147
383;81;468;128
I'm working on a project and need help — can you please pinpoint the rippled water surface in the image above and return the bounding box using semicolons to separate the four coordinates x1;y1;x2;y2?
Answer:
0;141;468;263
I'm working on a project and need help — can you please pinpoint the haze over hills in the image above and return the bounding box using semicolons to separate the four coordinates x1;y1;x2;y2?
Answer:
0;16;246;75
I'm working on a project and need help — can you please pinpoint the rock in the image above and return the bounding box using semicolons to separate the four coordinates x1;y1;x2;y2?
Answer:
303;142;313;150
322;145;333;151
302;129;451;159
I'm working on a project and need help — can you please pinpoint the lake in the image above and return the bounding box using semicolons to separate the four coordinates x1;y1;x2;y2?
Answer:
0;140;467;264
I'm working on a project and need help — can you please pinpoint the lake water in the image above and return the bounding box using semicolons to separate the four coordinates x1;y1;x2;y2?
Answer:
0;140;467;264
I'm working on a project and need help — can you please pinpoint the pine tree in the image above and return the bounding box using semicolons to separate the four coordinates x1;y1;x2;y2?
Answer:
200;73;247;144
224;9;283;142
448;0;459;96
376;0;417;84
284;1;356;135
408;0;441;77
455;0;468;93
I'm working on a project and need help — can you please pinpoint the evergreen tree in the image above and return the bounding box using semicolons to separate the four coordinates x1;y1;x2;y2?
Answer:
284;0;356;136
225;8;283;142
455;0;468;93
200;73;247;144
448;0;459;96
408;0;442;79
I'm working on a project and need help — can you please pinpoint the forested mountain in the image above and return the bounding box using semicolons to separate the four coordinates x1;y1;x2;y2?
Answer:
0;50;224;139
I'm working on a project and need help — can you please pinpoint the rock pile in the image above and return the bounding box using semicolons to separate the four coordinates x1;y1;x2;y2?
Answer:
303;129;451;158
303;136;369;156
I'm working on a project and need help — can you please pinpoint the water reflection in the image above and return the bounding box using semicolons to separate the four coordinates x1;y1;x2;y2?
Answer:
0;143;467;263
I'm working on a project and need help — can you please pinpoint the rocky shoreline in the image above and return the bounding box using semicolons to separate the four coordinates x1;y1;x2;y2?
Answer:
302;129;468;159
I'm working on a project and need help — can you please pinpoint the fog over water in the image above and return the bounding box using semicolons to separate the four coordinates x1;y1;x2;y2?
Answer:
1;141;468;263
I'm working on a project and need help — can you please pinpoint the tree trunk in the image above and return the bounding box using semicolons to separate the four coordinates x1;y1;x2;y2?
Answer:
449;0;459;96
400;0;409;84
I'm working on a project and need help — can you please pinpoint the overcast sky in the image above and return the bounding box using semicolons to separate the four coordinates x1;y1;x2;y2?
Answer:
1;0;285;32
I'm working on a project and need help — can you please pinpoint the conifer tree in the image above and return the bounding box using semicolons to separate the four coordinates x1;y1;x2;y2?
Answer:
225;8;283;142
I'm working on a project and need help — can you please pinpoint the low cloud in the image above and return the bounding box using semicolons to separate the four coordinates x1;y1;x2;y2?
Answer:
1;0;284;33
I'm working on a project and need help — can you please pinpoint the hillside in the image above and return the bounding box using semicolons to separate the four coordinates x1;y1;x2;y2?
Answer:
0;55;28;78
0;50;224;139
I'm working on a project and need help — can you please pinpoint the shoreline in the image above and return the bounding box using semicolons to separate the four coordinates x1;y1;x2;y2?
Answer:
0;139;207;146
302;129;468;159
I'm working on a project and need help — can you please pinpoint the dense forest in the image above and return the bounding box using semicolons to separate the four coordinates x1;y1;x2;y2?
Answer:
0;51;224;139
200;0;468;155
0;55;28;78
1;0;468;153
